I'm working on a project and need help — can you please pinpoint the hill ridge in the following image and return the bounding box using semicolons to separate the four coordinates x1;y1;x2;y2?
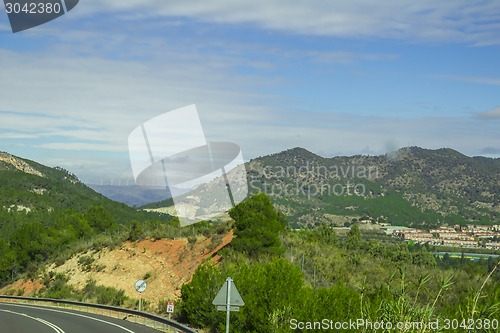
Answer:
0;151;45;177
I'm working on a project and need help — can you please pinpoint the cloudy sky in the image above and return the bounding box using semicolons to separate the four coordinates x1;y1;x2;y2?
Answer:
1;1;499;184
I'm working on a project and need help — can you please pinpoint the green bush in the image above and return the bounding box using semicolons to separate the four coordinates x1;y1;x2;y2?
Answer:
43;273;74;300
96;287;127;306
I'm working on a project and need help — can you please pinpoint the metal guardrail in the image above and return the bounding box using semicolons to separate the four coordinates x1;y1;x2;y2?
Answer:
0;295;197;333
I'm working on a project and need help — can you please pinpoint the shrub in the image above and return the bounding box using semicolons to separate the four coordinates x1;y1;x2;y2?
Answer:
77;255;95;272
128;220;143;242
96;287;127;306
187;236;197;249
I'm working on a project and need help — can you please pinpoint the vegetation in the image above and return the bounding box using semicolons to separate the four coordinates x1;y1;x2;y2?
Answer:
37;273;129;307
248;146;500;228
229;193;286;258
0;272;130;308
2;151;499;332
0;153;194;286
179;194;500;333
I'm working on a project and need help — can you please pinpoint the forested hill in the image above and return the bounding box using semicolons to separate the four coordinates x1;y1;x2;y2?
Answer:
1;152;119;212
0;151;167;217
247;146;500;228
0;151;171;284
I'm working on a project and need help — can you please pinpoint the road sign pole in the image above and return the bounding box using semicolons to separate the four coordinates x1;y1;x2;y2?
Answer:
213;276;244;331
134;280;147;313
226;277;232;333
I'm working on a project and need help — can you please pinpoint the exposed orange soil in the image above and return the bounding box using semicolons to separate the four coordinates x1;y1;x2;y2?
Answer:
2;231;233;311
2;279;44;296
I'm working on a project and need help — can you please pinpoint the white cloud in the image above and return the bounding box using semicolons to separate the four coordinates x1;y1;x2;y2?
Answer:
476;107;500;119
74;0;500;45
0;43;283;177
36;142;124;152
0;132;40;139
2;1;499;182
433;74;500;85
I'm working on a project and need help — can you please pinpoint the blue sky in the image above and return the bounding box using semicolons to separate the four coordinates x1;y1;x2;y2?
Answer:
0;1;499;184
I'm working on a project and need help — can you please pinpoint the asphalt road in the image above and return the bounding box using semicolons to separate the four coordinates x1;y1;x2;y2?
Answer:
0;302;166;333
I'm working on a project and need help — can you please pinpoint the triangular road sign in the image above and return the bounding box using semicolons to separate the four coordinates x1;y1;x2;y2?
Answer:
212;277;245;307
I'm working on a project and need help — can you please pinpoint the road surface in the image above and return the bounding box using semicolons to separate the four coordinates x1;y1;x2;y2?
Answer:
0;302;167;333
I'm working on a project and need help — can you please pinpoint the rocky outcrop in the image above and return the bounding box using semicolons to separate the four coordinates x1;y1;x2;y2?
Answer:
0;152;45;177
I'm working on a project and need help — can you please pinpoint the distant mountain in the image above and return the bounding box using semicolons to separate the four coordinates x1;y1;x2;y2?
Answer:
145;146;499;228
87;184;172;207
247;146;499;228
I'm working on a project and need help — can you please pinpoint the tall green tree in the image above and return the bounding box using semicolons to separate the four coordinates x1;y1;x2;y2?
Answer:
128;220;143;241
313;223;338;246
344;223;362;250
229;193;286;258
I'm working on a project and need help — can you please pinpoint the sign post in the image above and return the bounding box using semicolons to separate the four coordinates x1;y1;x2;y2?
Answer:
212;277;244;333
166;301;174;320
134;279;147;312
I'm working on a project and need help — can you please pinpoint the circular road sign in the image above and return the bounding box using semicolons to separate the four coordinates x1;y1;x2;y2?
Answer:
135;279;147;293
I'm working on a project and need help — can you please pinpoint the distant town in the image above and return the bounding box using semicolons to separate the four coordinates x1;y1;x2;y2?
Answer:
382;224;500;250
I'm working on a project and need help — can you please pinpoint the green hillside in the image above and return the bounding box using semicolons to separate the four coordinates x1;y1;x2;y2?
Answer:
144;146;499;228
0;152;173;284
247;146;500;228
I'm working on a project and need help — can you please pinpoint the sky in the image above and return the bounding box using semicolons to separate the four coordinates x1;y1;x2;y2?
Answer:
0;0;499;185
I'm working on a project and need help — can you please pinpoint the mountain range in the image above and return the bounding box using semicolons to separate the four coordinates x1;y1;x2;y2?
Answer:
248;146;499;228
146;146;499;228
1;147;499;230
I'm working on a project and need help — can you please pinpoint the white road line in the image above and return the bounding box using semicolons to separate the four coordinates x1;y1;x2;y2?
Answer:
37;317;66;333
0;303;137;333
0;309;66;333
